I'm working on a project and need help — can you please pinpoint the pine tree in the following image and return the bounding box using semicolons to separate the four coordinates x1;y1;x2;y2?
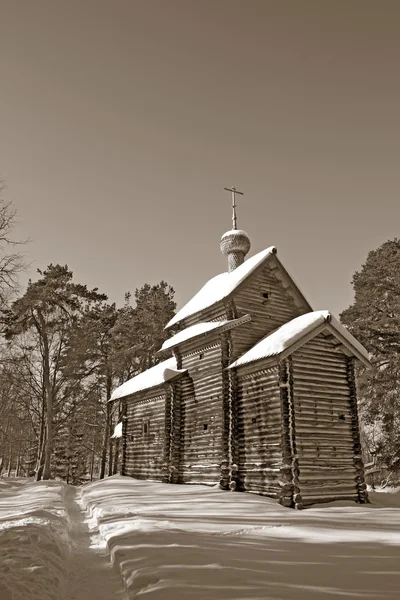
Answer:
75;282;176;479
1;265;107;480
340;239;400;481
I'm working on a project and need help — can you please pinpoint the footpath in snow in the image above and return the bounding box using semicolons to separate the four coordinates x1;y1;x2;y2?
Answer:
1;476;400;600
0;478;126;600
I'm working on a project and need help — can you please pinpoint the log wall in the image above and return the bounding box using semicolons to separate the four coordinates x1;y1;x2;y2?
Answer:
165;379;182;483
121;399;128;476
124;388;167;481
231;265;306;360
178;339;224;484
291;334;360;506
236;366;282;498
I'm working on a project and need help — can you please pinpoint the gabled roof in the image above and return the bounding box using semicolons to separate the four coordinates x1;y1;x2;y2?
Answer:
159;314;251;352
229;311;370;369
110;357;187;401
166;247;277;329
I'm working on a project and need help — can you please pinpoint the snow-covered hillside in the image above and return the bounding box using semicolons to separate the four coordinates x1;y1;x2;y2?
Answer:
1;476;400;600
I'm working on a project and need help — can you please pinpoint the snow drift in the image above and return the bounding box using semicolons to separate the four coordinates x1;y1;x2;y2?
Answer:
0;479;70;600
81;475;400;600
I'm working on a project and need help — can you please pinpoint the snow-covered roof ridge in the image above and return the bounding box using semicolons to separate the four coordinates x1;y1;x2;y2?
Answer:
110;357;187;402
229;310;370;369
166;247;277;329
160;314;252;352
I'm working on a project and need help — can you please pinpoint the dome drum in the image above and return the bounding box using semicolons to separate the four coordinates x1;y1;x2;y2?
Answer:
220;229;251;272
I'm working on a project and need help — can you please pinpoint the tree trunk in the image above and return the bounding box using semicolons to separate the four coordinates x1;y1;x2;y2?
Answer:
7;451;12;477
108;435;113;477
100;372;113;479
35;432;46;481
90;446;95;481
15;456;21;477
14;438;22;478
100;400;111;479
36;396;46;473
90;429;96;481
41;318;54;481
113;439;120;475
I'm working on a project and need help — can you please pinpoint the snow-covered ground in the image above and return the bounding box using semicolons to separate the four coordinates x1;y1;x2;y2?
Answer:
1;476;400;600
0;478;125;600
81;476;400;599
0;478;70;600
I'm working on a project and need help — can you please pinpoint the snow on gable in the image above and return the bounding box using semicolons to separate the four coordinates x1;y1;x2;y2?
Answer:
110;357;187;401
229;310;370;368
166;247;277;329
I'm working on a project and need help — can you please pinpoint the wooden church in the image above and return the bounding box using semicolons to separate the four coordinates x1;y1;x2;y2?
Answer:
110;191;370;508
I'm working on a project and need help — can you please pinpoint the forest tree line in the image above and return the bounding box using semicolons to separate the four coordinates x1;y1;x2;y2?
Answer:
0;192;399;485
0;193;176;483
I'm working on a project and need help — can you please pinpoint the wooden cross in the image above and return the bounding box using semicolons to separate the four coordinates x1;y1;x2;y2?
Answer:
224;186;244;230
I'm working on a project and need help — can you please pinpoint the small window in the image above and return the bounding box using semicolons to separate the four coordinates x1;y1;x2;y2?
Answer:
338;414;346;421
199;353;204;360
252;417;257;424
262;292;269;299
142;420;149;435
203;424;208;431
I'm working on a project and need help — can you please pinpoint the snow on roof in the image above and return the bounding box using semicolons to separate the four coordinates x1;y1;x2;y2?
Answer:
111;421;123;439
166;247;276;329
229;310;370;369
110;357;187;401
160;319;242;351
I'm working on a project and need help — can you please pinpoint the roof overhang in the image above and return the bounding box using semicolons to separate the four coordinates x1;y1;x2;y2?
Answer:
229;311;371;370
109;357;188;402
159;314;252;353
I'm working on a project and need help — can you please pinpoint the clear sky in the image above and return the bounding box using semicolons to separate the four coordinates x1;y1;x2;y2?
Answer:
1;0;399;318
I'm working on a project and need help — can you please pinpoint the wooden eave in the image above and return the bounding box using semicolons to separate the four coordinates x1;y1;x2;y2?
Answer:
323;323;371;368
158;314;252;354
108;369;188;403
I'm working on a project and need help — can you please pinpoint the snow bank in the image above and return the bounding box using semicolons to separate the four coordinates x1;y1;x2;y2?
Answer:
0;479;70;600
80;475;400;599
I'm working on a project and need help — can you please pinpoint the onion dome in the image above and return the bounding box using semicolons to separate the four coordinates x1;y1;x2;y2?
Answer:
220;229;251;272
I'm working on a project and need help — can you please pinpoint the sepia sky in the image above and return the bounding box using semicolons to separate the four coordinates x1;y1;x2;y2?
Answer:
1;0;399;317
